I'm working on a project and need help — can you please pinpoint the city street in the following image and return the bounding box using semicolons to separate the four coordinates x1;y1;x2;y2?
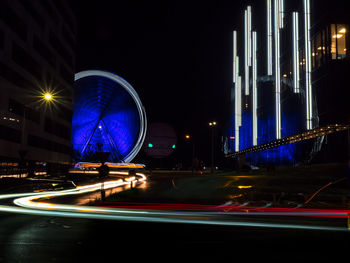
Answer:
0;212;349;262
0;0;350;261
0;169;349;262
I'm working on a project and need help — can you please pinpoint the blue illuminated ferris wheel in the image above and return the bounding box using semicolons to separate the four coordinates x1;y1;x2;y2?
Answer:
72;70;147;163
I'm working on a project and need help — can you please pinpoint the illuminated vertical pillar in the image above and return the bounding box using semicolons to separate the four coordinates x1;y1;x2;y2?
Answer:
247;6;252;67
267;0;273;75
233;31;241;152
244;9;250;95
233;31;237;83
304;0;313;130
274;0;281;139
279;0;284;29
237;71;242;126
292;12;300;93
235;75;242;152
252;31;258;146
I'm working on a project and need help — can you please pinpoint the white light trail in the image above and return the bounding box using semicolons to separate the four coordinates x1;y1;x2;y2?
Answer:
274;0;281;139
0;203;347;231
0;172;348;231
13;173;147;211
252;31;258;146
267;0;273;75
293;12;300;93
304;0;313;130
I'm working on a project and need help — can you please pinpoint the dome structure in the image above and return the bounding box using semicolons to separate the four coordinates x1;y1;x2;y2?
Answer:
143;123;177;158
72;70;147;162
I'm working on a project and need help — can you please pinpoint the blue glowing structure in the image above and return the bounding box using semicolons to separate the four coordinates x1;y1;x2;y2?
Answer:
226;79;312;165
72;70;147;163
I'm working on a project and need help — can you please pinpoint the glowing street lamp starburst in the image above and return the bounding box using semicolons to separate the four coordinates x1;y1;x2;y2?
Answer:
44;92;53;101
36;88;62;114
39;89;59;106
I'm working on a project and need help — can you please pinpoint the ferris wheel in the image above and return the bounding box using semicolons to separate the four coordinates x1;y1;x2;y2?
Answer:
72;70;147;163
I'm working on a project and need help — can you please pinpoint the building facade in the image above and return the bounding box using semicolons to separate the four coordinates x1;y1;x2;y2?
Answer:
0;0;76;168
225;0;350;165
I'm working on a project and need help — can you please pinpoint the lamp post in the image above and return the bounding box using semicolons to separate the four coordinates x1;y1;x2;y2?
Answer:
185;134;196;174
208;121;217;174
20;91;54;176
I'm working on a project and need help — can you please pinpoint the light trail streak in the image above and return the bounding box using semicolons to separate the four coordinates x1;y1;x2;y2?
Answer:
97;202;350;219
0;172;348;232
0;203;346;232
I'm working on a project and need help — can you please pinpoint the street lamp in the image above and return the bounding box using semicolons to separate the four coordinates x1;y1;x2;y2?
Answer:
208;121;217;174
185;134;196;173
43;92;53;101
20;91;55;175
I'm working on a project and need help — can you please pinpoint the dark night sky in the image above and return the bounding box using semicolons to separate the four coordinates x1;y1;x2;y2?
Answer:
72;0;253;138
70;0;348;164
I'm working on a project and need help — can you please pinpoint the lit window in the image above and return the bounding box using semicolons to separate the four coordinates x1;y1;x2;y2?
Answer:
331;24;347;60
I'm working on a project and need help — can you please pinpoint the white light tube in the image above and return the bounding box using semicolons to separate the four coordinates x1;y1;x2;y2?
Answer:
267;0;273;75
279;0;284;29
292;12;300;93
236;56;240;88
252;31;258;146
233;31;237;83
247;6;252;67
237;74;242;127
304;0;313;130
274;0;281;139
244;9;250;95
235;75;242;152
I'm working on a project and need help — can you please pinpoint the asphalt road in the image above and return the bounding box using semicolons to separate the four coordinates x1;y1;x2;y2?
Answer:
109;172;350;208
0;172;350;262
0;212;349;262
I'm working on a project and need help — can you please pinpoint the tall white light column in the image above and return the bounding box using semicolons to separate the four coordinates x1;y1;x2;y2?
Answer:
292;12;300;93
233;31;237;83
304;0;313;130
274;0;281;139
252;31;258;146
247;6;252;67
233;30;241;152
279;0;284;29
267;0;273;75
244;9;250;95
235;75;242;152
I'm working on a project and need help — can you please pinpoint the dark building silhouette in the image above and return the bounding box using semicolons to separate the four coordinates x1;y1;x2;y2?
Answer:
0;0;76;167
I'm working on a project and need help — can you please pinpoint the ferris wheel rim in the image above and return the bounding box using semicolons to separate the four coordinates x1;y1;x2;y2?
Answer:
74;70;147;162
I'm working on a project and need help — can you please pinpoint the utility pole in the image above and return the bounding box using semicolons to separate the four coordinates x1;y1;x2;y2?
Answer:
209;121;217;174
